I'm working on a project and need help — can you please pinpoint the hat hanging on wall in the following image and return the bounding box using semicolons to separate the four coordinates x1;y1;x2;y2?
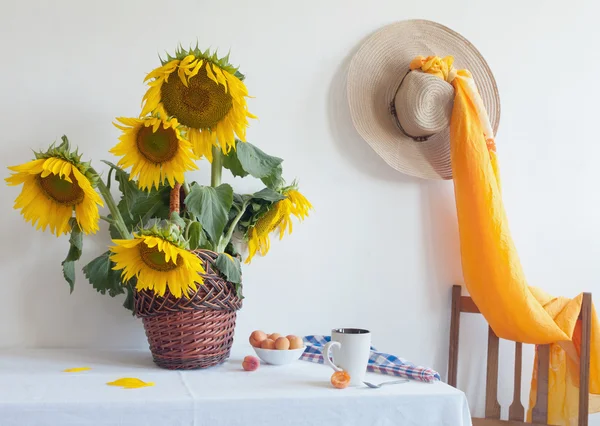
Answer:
347;19;500;180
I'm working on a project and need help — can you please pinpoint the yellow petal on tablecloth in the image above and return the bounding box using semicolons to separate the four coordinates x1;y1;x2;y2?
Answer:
106;377;154;389
63;367;91;373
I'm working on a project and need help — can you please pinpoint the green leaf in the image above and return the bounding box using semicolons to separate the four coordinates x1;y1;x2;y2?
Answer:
184;184;234;243
62;218;83;293
170;211;186;228
232;193;253;210
261;164;284;189
236;141;283;179
82;251;125;297
224;241;240;258
187;221;203;250
233;193;245;206
109;189;170;239
103;161;170;237
252;187;285;202
215;253;243;298
106;167;114;190
123;283;135;312
222;148;249;178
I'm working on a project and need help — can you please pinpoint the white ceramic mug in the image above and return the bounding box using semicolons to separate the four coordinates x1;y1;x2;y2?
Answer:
323;328;371;386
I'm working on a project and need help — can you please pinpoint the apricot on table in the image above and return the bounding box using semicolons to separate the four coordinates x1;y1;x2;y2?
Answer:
331;371;351;389
242;356;260;371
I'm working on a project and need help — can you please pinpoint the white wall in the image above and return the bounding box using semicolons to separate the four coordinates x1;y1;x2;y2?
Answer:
1;0;599;422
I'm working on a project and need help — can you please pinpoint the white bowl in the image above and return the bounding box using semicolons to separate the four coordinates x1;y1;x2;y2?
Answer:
252;346;306;365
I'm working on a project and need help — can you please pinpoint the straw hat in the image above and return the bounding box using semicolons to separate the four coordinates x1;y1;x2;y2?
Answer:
347;20;500;180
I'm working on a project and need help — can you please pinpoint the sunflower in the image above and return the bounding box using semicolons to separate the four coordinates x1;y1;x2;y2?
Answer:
141;47;256;161
245;188;312;263
110;233;205;298
111;116;198;190
6;138;103;236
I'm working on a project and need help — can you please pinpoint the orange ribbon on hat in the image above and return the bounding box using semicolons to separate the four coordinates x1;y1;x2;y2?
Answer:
410;55;457;82
412;55;600;425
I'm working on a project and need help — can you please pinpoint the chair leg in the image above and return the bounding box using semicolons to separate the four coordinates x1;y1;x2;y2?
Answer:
448;285;461;387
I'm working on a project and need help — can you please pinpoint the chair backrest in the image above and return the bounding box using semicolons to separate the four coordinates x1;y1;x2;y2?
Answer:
448;285;592;426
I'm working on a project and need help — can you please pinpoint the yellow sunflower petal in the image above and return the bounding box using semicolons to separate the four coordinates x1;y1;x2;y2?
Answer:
7;158;45;175
212;65;228;91
188;59;203;78
205;62;218;84
144;60;179;82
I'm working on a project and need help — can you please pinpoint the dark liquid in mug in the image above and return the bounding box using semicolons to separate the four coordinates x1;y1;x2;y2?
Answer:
333;328;370;334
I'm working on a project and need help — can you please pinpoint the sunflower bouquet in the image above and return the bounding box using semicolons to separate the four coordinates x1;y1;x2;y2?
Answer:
6;46;312;312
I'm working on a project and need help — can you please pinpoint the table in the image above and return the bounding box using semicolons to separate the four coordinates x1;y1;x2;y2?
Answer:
0;346;472;426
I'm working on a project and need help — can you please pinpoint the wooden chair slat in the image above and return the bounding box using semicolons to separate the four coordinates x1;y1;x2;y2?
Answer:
461;296;480;314
485;326;502;419
508;342;525;421
531;344;550;424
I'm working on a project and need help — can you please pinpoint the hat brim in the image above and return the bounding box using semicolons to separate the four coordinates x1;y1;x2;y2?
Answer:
347;20;500;180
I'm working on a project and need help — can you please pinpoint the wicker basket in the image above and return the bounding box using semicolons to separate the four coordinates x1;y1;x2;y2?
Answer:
134;250;243;370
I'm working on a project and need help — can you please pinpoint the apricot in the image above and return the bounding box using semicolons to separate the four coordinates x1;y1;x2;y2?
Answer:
242;355;260;371
251;330;267;342
287;335;304;349
249;330;267;348
268;333;282;341
331;371;351;389
261;338;276;349
275;337;290;350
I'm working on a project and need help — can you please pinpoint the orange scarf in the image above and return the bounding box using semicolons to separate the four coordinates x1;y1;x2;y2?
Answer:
411;55;600;425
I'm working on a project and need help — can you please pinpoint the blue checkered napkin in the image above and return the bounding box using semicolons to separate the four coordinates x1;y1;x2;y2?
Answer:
301;335;441;383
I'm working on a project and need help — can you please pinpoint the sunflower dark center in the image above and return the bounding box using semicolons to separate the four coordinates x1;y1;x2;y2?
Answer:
139;243;181;272
136;125;179;164
160;67;233;129
38;173;84;205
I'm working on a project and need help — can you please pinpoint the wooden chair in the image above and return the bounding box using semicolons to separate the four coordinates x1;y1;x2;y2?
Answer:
448;285;592;426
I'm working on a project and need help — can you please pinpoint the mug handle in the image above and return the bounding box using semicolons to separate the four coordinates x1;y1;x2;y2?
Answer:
323;341;343;372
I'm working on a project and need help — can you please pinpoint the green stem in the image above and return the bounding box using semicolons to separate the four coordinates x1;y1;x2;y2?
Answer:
217;201;248;252
92;168;132;239
211;146;222;187
182;181;191;196
100;215;114;224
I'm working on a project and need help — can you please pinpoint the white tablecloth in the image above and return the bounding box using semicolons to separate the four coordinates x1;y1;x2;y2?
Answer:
0;346;471;426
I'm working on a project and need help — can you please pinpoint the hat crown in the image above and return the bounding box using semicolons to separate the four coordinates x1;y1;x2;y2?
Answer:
394;71;454;138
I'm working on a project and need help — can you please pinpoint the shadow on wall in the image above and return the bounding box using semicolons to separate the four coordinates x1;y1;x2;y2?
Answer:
420;181;466;376
327;32;415;185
